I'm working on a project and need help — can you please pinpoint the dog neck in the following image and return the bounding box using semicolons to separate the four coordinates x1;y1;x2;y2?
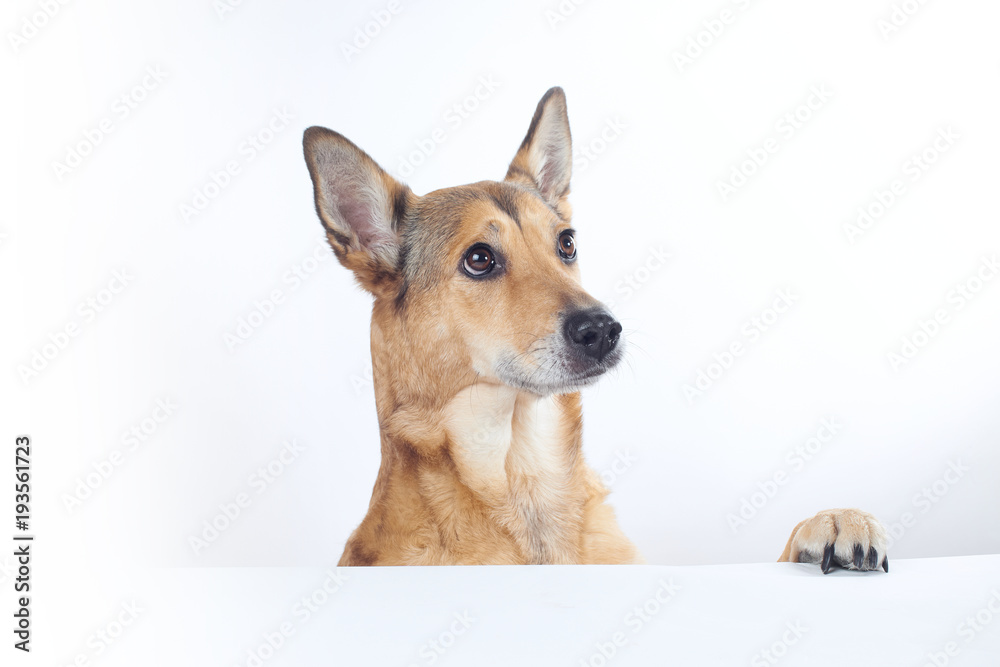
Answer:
370;331;588;563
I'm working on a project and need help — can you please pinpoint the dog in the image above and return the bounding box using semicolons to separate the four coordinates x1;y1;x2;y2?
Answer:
302;87;889;572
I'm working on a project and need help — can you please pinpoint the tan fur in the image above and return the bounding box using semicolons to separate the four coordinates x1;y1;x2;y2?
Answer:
778;508;888;572
341;385;635;565
338;187;637;564
304;88;885;571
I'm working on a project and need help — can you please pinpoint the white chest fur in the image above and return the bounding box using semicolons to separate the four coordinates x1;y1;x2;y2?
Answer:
441;384;579;563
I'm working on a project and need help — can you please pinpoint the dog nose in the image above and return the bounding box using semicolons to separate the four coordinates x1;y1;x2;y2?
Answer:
564;308;622;361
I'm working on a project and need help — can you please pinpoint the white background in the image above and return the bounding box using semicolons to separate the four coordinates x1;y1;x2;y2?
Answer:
4;0;1000;581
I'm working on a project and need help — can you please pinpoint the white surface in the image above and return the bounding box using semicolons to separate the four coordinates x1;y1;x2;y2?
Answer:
42;555;1000;666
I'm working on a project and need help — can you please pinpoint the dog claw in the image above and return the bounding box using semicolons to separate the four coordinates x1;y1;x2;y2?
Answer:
852;544;865;569
882;556;889;573
866;546;879;570
821;543;835;574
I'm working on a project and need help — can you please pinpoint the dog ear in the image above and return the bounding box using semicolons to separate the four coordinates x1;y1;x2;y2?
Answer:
303;126;412;295
505;87;573;212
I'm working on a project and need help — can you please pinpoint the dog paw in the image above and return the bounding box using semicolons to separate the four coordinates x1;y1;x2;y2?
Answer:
781;508;888;574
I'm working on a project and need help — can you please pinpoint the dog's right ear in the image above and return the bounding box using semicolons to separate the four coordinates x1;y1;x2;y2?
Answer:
303;126;412;296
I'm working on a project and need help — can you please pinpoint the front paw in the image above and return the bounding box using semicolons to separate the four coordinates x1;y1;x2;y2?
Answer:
781;508;888;574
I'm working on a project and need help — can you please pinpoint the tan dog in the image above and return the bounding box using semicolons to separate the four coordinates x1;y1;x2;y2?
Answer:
303;88;889;572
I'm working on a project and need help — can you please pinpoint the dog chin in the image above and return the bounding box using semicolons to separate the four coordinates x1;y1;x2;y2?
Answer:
496;348;624;396
500;373;601;396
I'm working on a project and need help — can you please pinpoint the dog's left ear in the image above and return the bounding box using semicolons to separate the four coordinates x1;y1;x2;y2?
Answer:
303;126;412;296
505;87;573;213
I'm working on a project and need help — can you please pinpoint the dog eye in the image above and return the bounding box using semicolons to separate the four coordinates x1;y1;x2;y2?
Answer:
558;230;577;261
463;244;496;277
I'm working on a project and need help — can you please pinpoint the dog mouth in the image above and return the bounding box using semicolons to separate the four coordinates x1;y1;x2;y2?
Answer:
495;339;625;396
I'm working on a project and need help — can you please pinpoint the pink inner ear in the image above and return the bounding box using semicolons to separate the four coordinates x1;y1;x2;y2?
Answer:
538;159;558;195
537;137;567;198
339;198;391;250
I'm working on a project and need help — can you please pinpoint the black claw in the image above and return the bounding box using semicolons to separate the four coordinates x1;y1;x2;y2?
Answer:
821;543;835;574
866;546;878;570
882;556;889;573
852;544;865;569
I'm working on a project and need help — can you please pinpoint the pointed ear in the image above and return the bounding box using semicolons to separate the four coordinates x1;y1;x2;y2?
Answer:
303;126;412;295
505;87;573;212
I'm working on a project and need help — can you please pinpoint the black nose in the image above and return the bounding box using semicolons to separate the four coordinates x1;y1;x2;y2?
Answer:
564;308;622;361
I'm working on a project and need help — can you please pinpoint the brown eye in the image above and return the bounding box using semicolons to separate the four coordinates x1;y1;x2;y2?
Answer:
463;244;496;277
558;230;577;261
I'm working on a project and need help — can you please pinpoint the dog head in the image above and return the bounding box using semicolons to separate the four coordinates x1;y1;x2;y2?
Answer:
303;87;623;396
